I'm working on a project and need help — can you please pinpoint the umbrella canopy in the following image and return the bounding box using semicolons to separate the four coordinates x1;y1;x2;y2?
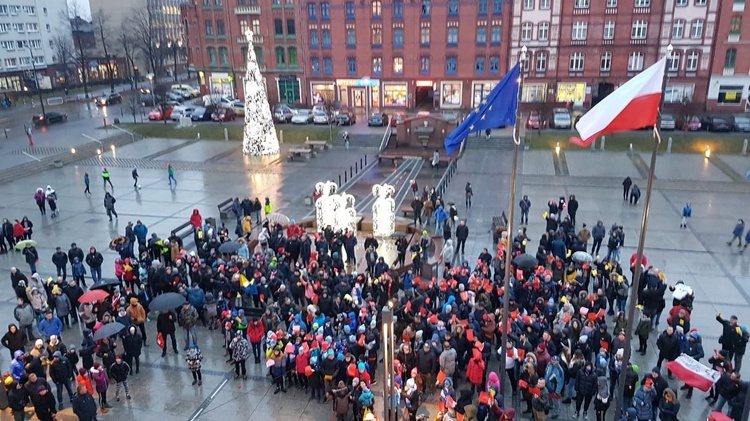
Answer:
149;292;186;312
92;322;125;341
266;213;291;226
14;240;37;250
218;241;242;254
78;290;109;304
390;231;407;238
90;279;121;291
572;251;594;264
513;253;537;270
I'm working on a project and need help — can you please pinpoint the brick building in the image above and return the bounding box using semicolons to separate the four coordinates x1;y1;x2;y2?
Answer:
707;0;749;111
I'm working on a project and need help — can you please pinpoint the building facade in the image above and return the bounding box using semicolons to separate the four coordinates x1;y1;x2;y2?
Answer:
707;0;748;111
0;0;70;92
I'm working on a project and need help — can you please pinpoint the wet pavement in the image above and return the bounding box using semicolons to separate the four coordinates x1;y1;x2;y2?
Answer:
0;131;747;420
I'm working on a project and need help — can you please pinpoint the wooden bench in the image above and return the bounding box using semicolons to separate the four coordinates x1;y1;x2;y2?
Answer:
287;147;315;161
492;212;509;244
378;153;399;165
171;221;193;241
217;197;233;220
401;204;414;218
304;140;329;151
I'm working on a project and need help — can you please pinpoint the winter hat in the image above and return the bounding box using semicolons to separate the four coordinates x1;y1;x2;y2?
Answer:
79;368;88;376
651;366;660;374
352;377;360;387
627;408;637;416
597;376;609;400
35;339;43;347
357;362;366;372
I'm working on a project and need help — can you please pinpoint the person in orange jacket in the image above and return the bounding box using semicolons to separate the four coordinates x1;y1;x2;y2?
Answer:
126;298;148;346
76;367;94;395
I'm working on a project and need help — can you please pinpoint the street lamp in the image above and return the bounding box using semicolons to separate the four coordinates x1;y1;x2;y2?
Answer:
27;44;45;116
381;306;396;421
168;40;180;82
146;73;155;109
362;75;371;118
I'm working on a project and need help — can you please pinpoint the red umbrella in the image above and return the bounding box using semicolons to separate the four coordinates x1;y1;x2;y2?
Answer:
78;289;109;304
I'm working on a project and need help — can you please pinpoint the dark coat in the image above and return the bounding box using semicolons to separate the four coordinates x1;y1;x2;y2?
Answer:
123;330;143;357
575;369;598;396
72;392;98;421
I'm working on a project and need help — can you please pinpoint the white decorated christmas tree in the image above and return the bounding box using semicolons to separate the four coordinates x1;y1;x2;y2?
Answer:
243;31;280;155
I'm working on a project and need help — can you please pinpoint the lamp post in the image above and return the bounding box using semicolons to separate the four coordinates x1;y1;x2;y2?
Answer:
168;40;179;82
146;73;155;109
183;19;191;80
27;44;45;116
362;75;371;118
381;305;396;421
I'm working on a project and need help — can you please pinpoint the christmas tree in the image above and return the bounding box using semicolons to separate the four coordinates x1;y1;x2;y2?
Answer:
243;31;280;155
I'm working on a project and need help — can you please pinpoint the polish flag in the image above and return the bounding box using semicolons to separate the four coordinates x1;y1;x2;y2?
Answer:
666;354;721;392
571;57;666;147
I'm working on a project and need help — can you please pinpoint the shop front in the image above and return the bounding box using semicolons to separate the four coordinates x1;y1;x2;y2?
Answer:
277;75;301;105
336;78;380;111
555;82;587;107
440;81;463;109
471;81;499;109
209;72;234;97
310;82;335;105
382;82;408;107
414;80;434;109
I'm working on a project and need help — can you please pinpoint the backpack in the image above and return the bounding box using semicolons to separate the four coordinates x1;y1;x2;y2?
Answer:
335;393;349;415
477;403;490;421
499;408;515;421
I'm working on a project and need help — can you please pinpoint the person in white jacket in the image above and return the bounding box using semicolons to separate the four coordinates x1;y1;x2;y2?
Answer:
499;339;521;396
441;239;454;278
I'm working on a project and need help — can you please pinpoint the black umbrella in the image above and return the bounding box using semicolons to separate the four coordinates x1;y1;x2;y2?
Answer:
513;253;538;270
219;241;242;254
93;322;125;341
149;292;186;312
390;231;407;238
89;279;121;290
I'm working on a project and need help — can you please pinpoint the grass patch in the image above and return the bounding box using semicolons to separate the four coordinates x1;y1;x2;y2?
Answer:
525;131;749;154
121;122;338;144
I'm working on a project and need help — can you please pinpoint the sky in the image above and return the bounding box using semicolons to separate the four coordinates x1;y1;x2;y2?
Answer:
68;0;91;19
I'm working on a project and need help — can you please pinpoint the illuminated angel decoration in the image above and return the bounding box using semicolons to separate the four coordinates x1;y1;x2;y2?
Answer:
372;183;396;237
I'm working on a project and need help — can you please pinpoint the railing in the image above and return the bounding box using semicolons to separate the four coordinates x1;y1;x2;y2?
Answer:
435;157;459;198
378;119;393;152
237;34;264;44
234;5;261;14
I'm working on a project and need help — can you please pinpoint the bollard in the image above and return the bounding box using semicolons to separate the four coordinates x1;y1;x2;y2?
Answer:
338;174;341;186
355;162;358;172
629;143;633;152
350;166;353;177
279;130;284;144
306;136;309;143
743;139;748;156
600;136;606;151
590;139;596;151
360;157;363;169
344;172;348;183
3;128;7;139
364;155;367;165
224;128;228;141
666;137;673;153
197;133;201;140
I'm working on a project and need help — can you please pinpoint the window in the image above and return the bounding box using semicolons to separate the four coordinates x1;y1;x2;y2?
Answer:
730;16;742;34
635;0;650;6
203;0;210;6
205;20;214;36
373;57;383;74
447;27;458;44
575;0;589;8
604;21;615;40
422;0;430;16
276;47;286;66
345;2;354;18
347;57;356;74
321;3;329;19
631;20;647;39
475;57;486;74
0;6;7;15
477;27;487;44
536;53;547;72
215;0;222;6
572;22;587;40
393;57;404;74
606;0;617;6
273;19;282;36
310;30;319;47
308;3;316;19
22;5;35;15
569;52;584;71
26;23;38;33
45;23;50;32
695;0;706;5
628;51;644;71
523;0;534;10
667;52;680;71
393;0;403;18
322;30;331;47
287;19;296;36
600;52;612;71
676;0;687;5
538;22;549;41
495;0;506;13
324;57;333;74
522;84;546;102
491;26;501;43
686;51;699;71
0;41;13;51
421;27;431;45
3;58;16;68
372;0;382;16
217;47;228;66
691;20;704;38
347;29;356;47
449;0;459;15
490;56;500;73
289;47;298;67
420;56;430;74
725;48;737;69
522;22;532;41
718;85;743;104
540;0;550;8
28;40;40;49
372;27;382;45
311;57;320;74
446;56;457;74
394;28;404;46
0;23;10;33
672;20;684;39
207;47;217;65
240;20;249;35
216;20;225;36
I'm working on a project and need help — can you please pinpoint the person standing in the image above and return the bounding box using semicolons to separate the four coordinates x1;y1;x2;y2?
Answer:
622;177;632;201
123;326;143;375
568;194;579;227
253;197;262;224
22;244;39;274
229;331;249;380
131;167;139;188
45;186;58;218
410;197;423;227
465;182;473;209
519;195;531;225
728;219;745;248
263;197;272;217
133;220;148;251
456;220;469;256
83;172;91;195
186;345;203;385
108;355;131;402
72;384;98;421
51;247;68;281
680;203;692;229
101;168;113;190
32;385;57;421
178;302;199;350
157;310;179;357
431;149;440;172
104;193;118;221
85;247;103;284
167;163;177;186
49;351;74;409
34;188;46;215
126;298;148;347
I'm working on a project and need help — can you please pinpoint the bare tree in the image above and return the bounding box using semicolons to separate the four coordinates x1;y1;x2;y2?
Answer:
117;22;138;89
51;34;75;94
93;9;115;93
129;2;163;76
66;0;92;99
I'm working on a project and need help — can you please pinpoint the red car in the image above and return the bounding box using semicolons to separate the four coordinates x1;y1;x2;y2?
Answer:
526;111;547;130
148;106;174;121
211;107;236;122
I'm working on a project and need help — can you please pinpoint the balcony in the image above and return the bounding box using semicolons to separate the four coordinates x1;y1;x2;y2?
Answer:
724;68;735;76
630;38;647;45
633;7;650;13
237;34;264;44
571;39;587;46
573;8;589;15
602;39;614;45
235;5;261;15
605;7;617;14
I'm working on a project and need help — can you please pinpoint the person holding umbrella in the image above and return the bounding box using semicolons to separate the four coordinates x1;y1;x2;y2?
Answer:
22;242;39;274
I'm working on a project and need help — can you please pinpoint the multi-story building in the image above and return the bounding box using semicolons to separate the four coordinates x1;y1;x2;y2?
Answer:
707;0;748;111
0;0;70;92
181;0;304;103
300;0;511;111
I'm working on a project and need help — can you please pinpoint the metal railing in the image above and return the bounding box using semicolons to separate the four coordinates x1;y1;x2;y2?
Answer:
435;157;459;198
336;154;370;188
378;119;393;152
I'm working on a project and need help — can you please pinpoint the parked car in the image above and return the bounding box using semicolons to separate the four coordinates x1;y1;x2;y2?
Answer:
232;101;245;116
312;104;328;114
211;107;236;122
191;106;215;121
94;92;122;106
391;113;406;127
148;105;174;121
202;94;234;107
679;116;701;131
273;104;296;123
732;114;750;132
335;109;356;126
291;109;313;124
32;112;67;127
312;110;330;124
660;114;676;130
170;106;195;121
368;112;388;127
551;109;572;129
526;111;547;130
171;84;200;97
700;116;732;132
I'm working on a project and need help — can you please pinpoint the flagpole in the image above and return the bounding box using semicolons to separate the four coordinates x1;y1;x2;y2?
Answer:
499;45;527;391
613;43;673;418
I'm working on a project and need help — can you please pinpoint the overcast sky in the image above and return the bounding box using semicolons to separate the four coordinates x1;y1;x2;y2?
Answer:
68;0;91;19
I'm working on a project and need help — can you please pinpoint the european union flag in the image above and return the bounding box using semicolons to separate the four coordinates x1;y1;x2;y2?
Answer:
444;63;521;155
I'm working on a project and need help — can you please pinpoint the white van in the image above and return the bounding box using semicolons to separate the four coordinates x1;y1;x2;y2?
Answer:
202;94;235;107
171;84;200;97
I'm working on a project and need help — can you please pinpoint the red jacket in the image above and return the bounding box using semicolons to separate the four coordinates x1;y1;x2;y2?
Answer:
247;320;265;343
295;350;309;374
12;222;24;238
466;357;486;385
286;224;303;238
190;211;203;229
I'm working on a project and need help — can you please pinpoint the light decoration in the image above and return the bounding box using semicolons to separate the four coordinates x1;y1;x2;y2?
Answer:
371;183;396;237
242;30;280;156
315;181;358;232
